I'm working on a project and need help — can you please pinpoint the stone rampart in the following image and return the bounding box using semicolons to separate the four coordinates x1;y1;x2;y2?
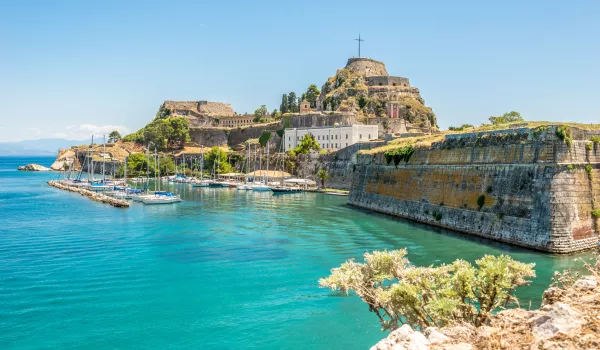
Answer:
345;58;389;77
347;126;600;253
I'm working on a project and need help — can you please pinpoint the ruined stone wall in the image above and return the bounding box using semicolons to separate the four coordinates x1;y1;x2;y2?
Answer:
345;58;388;77
228;123;282;153
347;126;600;253
189;128;228;147
367;76;410;87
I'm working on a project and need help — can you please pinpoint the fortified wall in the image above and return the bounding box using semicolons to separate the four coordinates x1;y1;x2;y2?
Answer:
348;126;600;253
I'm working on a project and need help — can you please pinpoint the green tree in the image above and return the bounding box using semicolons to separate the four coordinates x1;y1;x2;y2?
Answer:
293;134;321;154
272;108;281;120
108;130;122;143
167;117;190;148
280;94;288;113
304;84;321;108
320;250;535;331
253;105;268;122
489;111;524;125
288;92;298;113
155;105;172;119
316;169;330;188
205;146;233;175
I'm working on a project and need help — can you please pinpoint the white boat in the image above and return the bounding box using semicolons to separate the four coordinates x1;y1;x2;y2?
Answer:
141;192;182;205
251;183;271;191
237;183;252;190
192;180;211;187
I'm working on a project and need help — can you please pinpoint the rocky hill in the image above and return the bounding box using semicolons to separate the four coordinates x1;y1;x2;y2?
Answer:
317;58;437;131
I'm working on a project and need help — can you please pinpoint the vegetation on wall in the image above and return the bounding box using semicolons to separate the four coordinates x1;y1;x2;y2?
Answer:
384;145;415;167
258;131;272;148
319;250;535;330
316;169;330;188
448;124;474;131
253;105;268;123
556;125;573;146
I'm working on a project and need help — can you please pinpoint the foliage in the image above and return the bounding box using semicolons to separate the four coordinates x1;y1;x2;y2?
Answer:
358;95;368;109
108;130;122;143
272;109;282;120
118;152;175;177
288;92;298;113
319;250;535;330
488;111;524;125
432;210;443;221
258;131;272;148
477;194;485;210
204;146;233;175
122;129;144;143
384;145;414;167
253;105;268;122
566;164;575;171
555;125;573;146
144;117;190;150
586;143;593;151
448;124;474;131
304;84;321;108
591;209;600;218
155;105;172;120
280;94;289;114
591;136;600;144
316;169;330;188
293;134;321;155
585;164;593;179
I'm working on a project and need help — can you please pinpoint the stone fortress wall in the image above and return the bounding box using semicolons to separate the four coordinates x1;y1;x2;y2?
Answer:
345;57;389;77
347;126;600;253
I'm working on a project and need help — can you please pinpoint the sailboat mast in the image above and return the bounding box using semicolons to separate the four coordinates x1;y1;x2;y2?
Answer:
89;135;94;181
265;141;269;185
102;135;106;182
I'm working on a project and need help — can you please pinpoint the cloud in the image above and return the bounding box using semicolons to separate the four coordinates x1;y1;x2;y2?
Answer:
61;124;131;140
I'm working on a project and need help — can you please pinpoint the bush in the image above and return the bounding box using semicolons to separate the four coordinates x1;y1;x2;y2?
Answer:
384;145;415;167
591;136;600;144
585;164;593;179
591;209;600;218
319;250;535;330
586;143;593;151
556;126;572;146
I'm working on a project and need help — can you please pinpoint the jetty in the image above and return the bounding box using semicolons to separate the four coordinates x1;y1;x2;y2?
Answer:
48;180;129;208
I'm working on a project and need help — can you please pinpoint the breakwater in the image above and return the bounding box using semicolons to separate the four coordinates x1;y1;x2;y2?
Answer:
348;125;600;253
47;180;129;208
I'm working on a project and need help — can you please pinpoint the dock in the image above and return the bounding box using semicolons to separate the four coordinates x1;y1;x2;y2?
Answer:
48;180;129;208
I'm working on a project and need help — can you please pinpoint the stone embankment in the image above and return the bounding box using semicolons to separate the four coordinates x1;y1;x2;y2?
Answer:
371;275;600;350
48;181;129;208
349;125;600;253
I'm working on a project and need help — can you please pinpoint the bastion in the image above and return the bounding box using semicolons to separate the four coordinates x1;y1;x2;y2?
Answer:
348;125;600;253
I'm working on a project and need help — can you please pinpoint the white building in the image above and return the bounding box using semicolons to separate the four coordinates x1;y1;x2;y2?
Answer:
284;124;379;153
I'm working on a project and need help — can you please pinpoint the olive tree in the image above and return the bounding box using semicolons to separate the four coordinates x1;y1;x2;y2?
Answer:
319;250;535;330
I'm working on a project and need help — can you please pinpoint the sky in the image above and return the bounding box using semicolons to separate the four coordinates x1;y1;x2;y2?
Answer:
1;0;599;142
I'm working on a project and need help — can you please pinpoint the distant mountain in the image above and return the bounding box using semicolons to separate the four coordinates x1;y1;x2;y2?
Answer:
0;139;90;156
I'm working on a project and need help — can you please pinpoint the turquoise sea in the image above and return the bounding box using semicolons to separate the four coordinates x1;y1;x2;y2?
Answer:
0;156;585;349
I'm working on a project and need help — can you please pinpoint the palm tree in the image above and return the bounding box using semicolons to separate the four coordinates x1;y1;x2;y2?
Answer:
316;169;330;188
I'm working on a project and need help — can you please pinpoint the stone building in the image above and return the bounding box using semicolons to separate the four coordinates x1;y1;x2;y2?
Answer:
284;124;378;155
299;99;312;114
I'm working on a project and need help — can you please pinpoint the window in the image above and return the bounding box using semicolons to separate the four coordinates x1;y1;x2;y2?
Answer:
335;135;337;139
368;134;371;139
393;83;396;86
360;134;362;139
346;134;348;139
289;136;291;141
318;135;320;140
335;143;337;148
346;143;348;147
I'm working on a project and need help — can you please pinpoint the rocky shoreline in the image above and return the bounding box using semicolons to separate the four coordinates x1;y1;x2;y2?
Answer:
47;180;129;208
371;275;599;350
18;164;51;171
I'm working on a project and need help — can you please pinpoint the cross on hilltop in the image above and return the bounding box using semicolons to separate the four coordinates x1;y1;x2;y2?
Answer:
354;34;365;57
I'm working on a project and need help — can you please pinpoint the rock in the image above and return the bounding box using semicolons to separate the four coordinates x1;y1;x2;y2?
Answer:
574;276;597;290
531;302;585;340
542;287;565;305
441;343;473;350
476;326;499;339
423;327;449;344
18;164;51;171
370;325;430;350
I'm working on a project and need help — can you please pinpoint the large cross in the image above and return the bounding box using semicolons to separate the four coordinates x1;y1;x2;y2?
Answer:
354;34;365;58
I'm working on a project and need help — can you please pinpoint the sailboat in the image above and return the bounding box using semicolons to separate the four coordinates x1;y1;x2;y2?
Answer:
141;147;182;204
237;142;252;190
89;135;112;192
252;141;271;192
193;146;211;187
270;140;300;193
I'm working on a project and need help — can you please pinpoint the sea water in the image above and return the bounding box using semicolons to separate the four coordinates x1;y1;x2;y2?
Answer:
0;157;586;349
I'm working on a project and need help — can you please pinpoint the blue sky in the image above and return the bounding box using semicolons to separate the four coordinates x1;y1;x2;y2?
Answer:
1;0;598;142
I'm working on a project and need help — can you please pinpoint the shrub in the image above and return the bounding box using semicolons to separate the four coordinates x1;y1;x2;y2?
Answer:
586;143;593;151
585;164;593;179
556;126;572;146
384;145;415;167
566;164;575;171
486;185;493;194
591;136;600;144
591;209;600;218
477;194;485;209
319;250;535;330
433;211;443;221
